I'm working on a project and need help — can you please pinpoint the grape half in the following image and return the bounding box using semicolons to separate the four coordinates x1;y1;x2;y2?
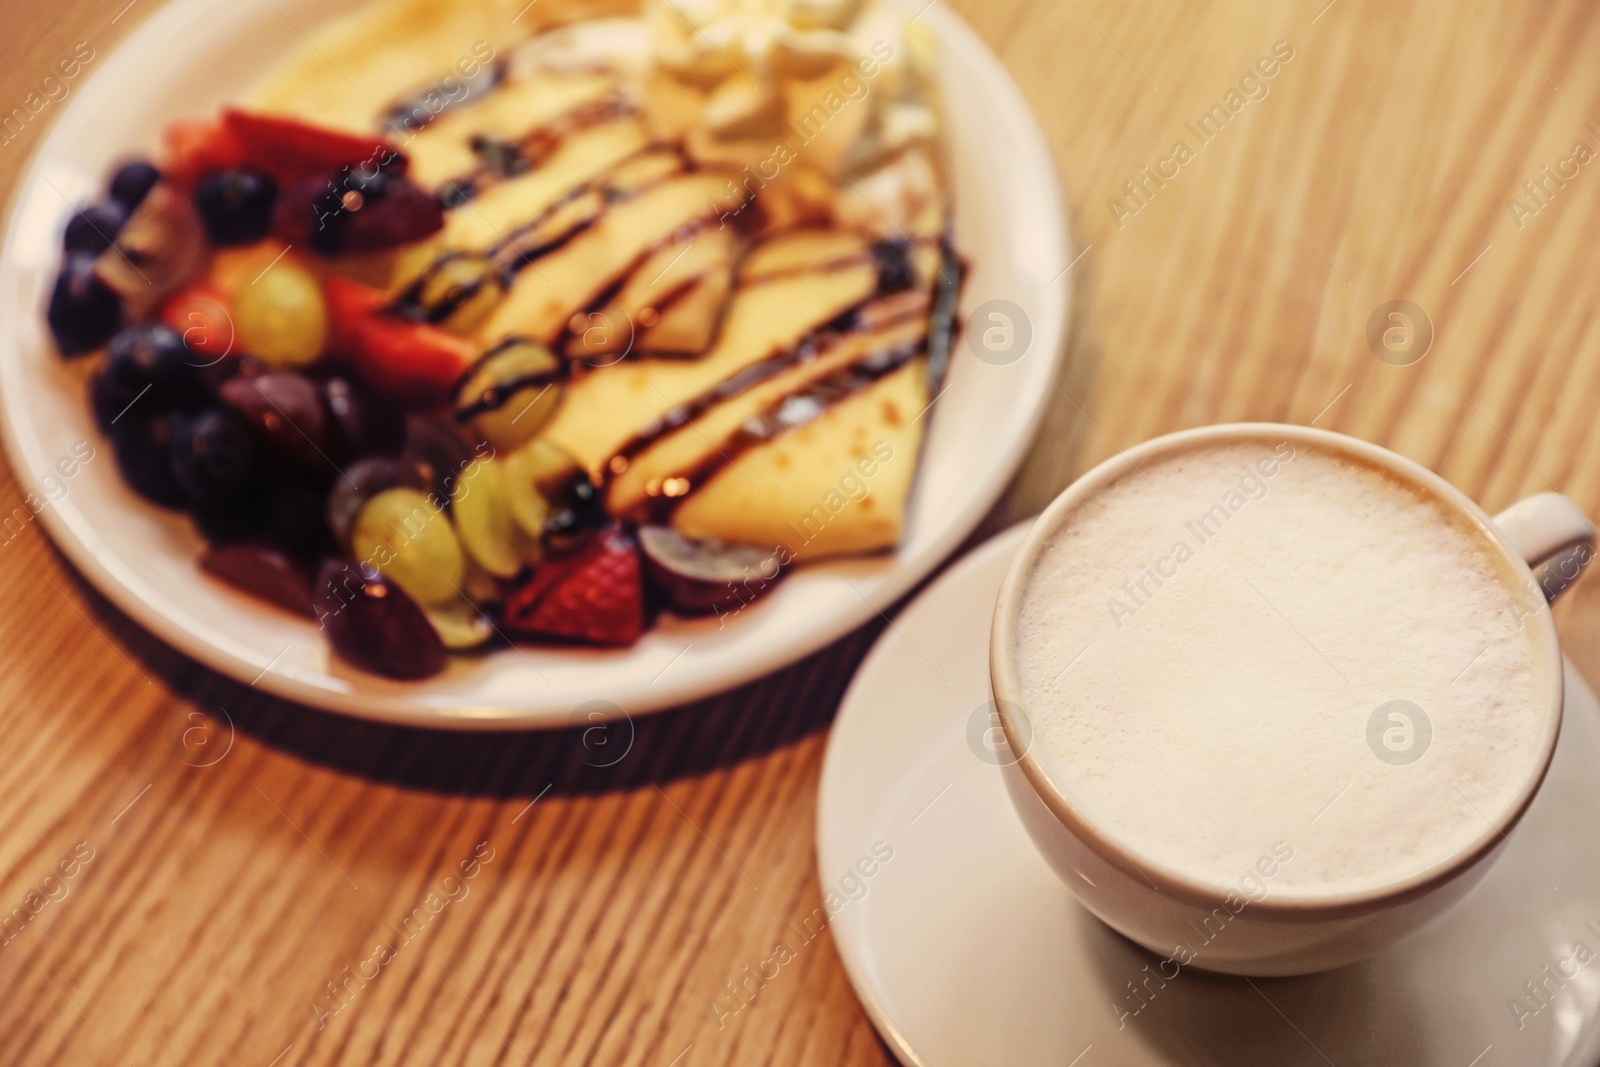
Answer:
351;486;465;606
451;458;529;579
234;260;327;368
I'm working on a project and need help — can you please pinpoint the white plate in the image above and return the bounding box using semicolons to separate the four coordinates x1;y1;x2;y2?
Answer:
819;525;1600;1066
0;0;1070;729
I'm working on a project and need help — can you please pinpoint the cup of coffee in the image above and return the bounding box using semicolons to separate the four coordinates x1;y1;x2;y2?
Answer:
989;423;1594;976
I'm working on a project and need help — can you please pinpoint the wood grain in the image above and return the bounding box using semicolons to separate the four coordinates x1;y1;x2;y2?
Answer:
5;1;1600;1064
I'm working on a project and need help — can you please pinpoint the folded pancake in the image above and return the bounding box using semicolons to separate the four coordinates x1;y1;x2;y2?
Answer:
243;0;957;562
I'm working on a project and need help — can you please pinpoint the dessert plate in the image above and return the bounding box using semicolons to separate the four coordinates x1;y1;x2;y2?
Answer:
0;0;1069;729
819;524;1600;1066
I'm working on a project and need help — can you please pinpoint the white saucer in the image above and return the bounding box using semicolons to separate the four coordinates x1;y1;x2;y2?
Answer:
818;524;1600;1067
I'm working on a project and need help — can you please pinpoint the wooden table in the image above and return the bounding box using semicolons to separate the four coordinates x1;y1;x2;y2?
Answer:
6;1;1600;1063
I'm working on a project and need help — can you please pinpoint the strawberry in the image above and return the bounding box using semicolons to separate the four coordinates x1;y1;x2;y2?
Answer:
221;108;405;187
162;118;246;190
161;110;406;191
161;283;236;360
273;171;443;254
322;277;474;406
502;527;645;647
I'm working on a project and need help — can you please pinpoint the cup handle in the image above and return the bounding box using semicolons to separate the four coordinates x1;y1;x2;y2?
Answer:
1492;492;1597;603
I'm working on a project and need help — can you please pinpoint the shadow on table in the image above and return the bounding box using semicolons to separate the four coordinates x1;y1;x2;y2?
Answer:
126;607;890;801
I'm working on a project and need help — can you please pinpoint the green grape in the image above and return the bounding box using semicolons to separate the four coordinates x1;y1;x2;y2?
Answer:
510;436;583;497
410;252;505;333
457;554;501;605
352;487;465;607
453;340;566;452
451;458;526;579
235;261;329;368
424;597;494;650
500;444;553;548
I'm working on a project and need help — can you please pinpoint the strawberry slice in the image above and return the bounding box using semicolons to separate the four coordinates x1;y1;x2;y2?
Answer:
161;283;236;360
161;110;406;190
502;527;645;647
222;108;405;187
163;118;246;190
322;275;387;350
323;277;474;406
274;171;443;254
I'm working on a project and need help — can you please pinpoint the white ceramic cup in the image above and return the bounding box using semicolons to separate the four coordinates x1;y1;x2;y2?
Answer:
989;423;1595;976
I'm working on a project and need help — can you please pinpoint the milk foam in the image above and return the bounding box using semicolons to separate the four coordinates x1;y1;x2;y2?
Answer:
1011;439;1551;899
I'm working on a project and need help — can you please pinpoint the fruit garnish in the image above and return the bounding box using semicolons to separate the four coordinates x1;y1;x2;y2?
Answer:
273;168;443;256
499;444;555;545
48;256;122;356
108;410;188;507
218;372;330;471
321;272;386;349
313;558;446;680
162;118;247;190
193;169;278;246
320;376;404;460
95;323;207;423
396;413;481;502
452;339;566;452
221;108;404;187
502;525;645;647
233;259;327;368
62;201;128;257
168;407;260;504
262;473;335;557
161;284;236;361
541;475;608;554
351;486;466;607
325;456;404;550
422;596;495;651
504;436;585;498
323;276;475;405
638;525;784;616
397;252;505;332
91;183;207;318
108;161;162;212
451;458;535;579
200;543;314;616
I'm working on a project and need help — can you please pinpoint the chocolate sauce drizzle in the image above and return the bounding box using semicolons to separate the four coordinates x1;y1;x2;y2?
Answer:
637;339;928;522
451;336;571;423
599;291;932;498
382;61;507;138
376;53;962;521
490;151;692;279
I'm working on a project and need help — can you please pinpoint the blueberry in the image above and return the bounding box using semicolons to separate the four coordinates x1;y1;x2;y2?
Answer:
109;410;188;507
343;166;393;199
265;474;334;557
62;201;128;257
193;169;278;246
192;491;269;545
108;160;162;211
169;408;260;504
47;256;122;356
102;322;206;416
90;369;138;432
542;473;607;552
